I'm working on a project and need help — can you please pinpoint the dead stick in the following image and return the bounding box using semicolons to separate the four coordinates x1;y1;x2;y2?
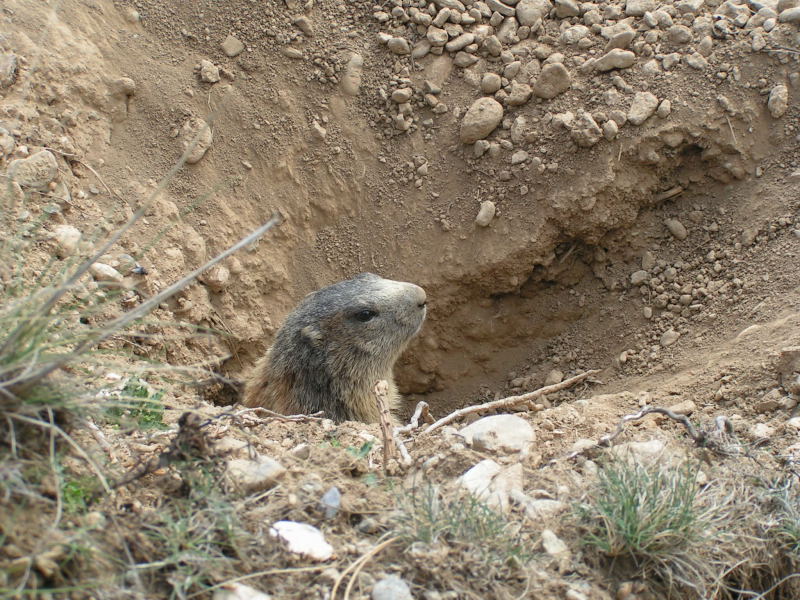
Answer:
374;381;397;467
421;369;601;435
397;401;432;434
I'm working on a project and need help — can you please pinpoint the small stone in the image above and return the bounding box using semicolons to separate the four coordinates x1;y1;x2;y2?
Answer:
8;150;58;188
311;121;327;140
281;47;304;59
685;52;708;69
372;576;413;600
554;0;580;18
181;117;213;163
391;88;413;103
213;583;272;600
446;32;475;52
427;26;449;45
199;59;220;83
665;218;688;240
486;0;517;16
667;25;693;44
481;72;502;94
571;111;602;147
667;400;696;415
627;92;659;126
341;54;364;96
320;487;341;519
602;120;618;140
201;265;230;292
269;521;333;561
517;0;552;25
222;35;245;57
290;443;311;459
511;150;529;164
293;16;314;36
626;0;656;16
454;52;479;68
541;529;569;556
750;423;774;440
631;270;649;286
110;77;136;97
0;53;18;88
778;6;800;22
594;49;636;71
387;37;411;55
506;81;532;106
53;225;82;258
460;97;504;143
656;99;672;118
660;329;680;347
459;414;534;453
533;63;571;99
768;85;789;118
227;456;286;493
475;200;497;226
90;263;124;283
606;29;636;51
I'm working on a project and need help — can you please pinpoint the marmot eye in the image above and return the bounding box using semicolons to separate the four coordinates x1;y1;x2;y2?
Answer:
354;309;378;322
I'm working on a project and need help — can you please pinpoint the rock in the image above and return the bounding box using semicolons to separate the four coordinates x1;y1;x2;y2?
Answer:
460;97;504;143
656;99;672;118
594;49;636;71
446;33;475;53
201;265;230;292
291;443;311;459
626;0;655;16
513;494;568;519
372;576;413;600
475;200;497;226
778;6;800;21
281;47;304;59
511;150;529;164
391;88;413;103
481;72;502;94
181;117;213;163
53;225;82;258
787;417;800;430
293;16;314;36
459;460;522;512
199;59;220;83
571;111;602;147
90;263;124;283
270;521;333;561
612;439;667;465
750;423;774;440
427;26;449;45
0;53;18;88
768;85;789;118
486;0;517;16
8;150;58;189
517;0;552;25
602;120;619;140
320;487;341;519
454;52;479;68
387;37;411;54
533;63;571;98
541;529;569;556
667;400;696;415
222;35;245;57
667;25;693;44
506;82;532;106
560;24;589;44
227;456;286;493
554;0;580;18
341;54;363;96
665;217;688;240
482;35;503;56
606;28;636;50
213;583;272;600
684;52;708;69
110;77;136;97
459;414;534;452
459;459;502;499
627;92;659;125
660;329;680;347
631;270;649;286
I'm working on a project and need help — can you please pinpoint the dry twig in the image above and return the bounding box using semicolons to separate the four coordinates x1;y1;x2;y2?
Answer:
397;400;432;434
421;369;601;435
330;536;398;600
374;380;396;469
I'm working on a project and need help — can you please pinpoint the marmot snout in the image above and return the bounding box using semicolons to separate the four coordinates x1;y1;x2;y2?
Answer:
243;273;427;423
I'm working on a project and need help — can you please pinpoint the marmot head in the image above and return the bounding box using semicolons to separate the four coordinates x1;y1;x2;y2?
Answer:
271;273;427;384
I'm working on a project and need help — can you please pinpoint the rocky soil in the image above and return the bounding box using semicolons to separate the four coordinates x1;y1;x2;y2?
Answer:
1;0;800;597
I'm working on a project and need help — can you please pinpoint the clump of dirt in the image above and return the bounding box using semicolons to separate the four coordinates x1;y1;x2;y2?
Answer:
2;0;800;597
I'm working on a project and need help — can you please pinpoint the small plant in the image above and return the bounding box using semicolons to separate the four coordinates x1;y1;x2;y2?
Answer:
105;378;168;430
770;479;800;557
393;484;531;570
580;459;705;560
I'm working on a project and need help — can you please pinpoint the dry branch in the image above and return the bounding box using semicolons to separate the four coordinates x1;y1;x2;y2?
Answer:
421;369;601;435
374;380;397;468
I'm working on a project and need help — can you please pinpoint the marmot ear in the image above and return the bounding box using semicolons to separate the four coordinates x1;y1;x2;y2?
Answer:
301;325;324;345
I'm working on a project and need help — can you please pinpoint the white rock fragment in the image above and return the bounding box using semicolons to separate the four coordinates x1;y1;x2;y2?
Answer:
372;576;413;600
213;583;272;600
627;92;659;125
459;414;534;452
222;35;245;57
90;263;124;283
660;328;681;347
7;150;58;188
475;200;497;226
533;63;571;99
227;456;286;493
664;217;688;239
461;97;504;143
270;521;333;561
181;117;213;163
53;225;82;258
594;49;636;71
768;84;789;118
541;529;569;557
199;59;220;83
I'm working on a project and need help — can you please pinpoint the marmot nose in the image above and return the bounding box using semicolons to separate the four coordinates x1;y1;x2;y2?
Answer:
411;284;427;308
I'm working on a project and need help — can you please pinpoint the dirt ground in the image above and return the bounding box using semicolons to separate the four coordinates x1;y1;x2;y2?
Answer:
2;0;800;597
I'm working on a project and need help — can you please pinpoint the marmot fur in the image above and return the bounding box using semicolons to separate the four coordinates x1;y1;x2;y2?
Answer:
243;273;427;423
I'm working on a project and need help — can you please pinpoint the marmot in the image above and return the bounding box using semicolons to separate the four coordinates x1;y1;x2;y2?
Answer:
243;273;427;423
